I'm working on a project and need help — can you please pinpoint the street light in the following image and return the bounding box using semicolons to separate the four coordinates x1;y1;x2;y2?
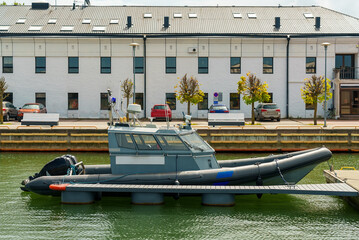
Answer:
130;42;140;103
321;42;331;128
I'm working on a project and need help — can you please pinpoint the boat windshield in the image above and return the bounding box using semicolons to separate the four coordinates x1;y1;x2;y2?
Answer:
180;132;212;152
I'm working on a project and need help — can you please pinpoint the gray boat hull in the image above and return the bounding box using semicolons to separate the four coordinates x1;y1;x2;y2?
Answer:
23;147;332;196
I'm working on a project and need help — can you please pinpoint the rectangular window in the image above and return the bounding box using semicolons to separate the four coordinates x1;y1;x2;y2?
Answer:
230;57;241;74
230;93;240;110
198;57;208;74
134;57;144;74
100;93;109;110
133;134;160;150
68;57;79;74
4;92;13;103
35;57;46;73
101;57;111;74
166;93;176;110
68;93;78;110
198;93;208;110
265;93;273;103
135;93;144;110
263;57;273;74
166;57;176;74
2;56;13;73
306;57;316;74
35;92;46;106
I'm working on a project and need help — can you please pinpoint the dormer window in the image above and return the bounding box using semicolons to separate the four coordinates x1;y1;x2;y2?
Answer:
144;13;152;18
233;13;242;18
110;19;119;24
61;26;74;32
92;26;106;32
304;13;314;18
28;26;42;31
16;18;26;24
247;13;257;19
174;13;182;18
82;19;91;24
48;19;57;24
188;13;197;18
0;26;10;31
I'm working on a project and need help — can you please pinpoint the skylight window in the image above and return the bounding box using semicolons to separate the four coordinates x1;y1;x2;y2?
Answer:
247;13;257;19
16;18;26;24
48;19;57;24
110;19;119;24
304;13;314;18
233;13;242;18
144;13;152;18
28;26;42;31
92;26;106;32
60;26;74;32
188;13;197;18
82;19;91;24
174;13;182;18
0;26;10;31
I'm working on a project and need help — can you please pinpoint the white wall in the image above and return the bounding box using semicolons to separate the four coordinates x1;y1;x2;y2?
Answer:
0;37;358;119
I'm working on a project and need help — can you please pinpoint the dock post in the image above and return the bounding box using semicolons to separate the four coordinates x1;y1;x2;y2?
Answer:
131;192;164;205
61;191;96;204
202;193;235;206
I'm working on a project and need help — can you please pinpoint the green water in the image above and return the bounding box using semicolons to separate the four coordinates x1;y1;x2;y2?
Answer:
1;152;359;239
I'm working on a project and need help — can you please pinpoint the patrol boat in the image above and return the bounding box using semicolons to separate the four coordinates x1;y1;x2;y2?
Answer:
21;104;332;197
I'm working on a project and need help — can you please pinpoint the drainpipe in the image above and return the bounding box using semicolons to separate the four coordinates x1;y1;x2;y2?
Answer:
286;35;290;118
143;35;147;118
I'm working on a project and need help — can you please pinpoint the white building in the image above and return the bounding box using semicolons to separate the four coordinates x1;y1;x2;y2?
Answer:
1;3;359;119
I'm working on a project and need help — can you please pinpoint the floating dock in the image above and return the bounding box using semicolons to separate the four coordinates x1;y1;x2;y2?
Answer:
52;183;358;206
324;170;359;209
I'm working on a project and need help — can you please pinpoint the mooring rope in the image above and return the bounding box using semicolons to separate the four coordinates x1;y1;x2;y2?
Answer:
274;159;290;185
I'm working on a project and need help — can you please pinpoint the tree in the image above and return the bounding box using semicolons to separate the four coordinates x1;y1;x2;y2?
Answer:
121;78;133;121
0;76;9;124
301;75;332;125
237;72;270;125
174;74;204;115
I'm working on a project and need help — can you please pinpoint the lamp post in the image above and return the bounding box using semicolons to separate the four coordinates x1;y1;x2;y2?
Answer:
130;42;140;103
321;42;331;128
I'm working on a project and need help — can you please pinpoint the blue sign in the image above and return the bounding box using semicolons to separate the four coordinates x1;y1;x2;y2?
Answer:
214;92;218;97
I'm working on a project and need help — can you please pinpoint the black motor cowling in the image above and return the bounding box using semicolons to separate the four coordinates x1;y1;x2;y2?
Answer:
21;155;79;188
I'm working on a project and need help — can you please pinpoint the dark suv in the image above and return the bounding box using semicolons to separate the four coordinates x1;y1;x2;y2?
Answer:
254;103;281;121
2;101;18;121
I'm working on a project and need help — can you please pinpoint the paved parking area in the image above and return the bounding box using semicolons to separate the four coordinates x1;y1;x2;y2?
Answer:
1;118;359;130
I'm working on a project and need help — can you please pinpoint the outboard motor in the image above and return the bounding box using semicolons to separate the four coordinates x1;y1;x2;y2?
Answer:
21;155;81;190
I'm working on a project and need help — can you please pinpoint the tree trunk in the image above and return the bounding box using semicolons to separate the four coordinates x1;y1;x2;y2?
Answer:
251;102;255;125
314;103;317;125
187;102;191;115
126;97;129;121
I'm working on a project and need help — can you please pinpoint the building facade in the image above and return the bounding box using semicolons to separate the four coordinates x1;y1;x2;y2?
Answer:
1;4;359;119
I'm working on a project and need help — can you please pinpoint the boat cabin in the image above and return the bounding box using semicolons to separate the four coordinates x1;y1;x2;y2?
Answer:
108;125;220;174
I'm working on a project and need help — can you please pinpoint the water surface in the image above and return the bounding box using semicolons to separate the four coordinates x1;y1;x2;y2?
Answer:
1;152;359;239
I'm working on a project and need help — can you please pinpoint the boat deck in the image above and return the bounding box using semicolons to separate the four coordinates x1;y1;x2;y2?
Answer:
65;183;358;197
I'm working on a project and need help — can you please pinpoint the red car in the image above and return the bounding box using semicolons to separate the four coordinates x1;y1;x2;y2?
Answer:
151;104;172;121
18;103;47;121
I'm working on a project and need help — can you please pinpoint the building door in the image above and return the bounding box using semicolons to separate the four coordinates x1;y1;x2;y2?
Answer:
340;89;359;115
335;54;355;79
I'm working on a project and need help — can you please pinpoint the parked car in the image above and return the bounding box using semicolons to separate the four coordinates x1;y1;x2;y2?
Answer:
208;104;229;113
2;101;18;121
17;103;47;121
151;104;172;121
254;103;281;121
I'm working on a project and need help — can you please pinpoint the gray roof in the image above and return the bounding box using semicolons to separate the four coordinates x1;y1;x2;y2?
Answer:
0;5;358;37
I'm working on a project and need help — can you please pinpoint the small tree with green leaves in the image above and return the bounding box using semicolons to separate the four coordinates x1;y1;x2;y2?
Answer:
301;75;332;125
121;78;133;121
174;74;204;115
0;76;9;124
237;72;270;125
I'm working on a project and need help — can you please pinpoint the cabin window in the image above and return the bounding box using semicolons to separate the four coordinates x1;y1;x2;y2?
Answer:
133;134;161;150
157;135;188;151
181;132;212;151
116;133;136;149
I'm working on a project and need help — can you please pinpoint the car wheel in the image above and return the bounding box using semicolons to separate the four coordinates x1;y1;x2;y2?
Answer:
169;118;172;122
277;118;281;122
4;113;10;122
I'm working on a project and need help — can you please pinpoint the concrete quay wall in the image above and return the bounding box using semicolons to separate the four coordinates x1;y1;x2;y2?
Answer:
1;127;359;152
